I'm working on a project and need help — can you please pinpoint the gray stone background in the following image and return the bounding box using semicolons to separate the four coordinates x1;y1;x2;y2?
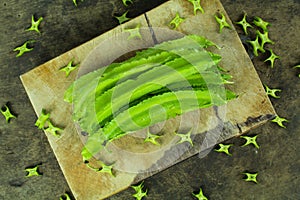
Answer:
0;0;299;199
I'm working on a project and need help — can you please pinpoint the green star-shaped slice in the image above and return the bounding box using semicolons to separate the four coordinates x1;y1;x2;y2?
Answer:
264;84;281;98
26;15;43;33
169;12;185;29
214;143;233;156
242;172;258;183
144;129;161;145
293;65;300;78
122;0;133;6
264;49;280;68
253;16;270;32
1;105;16;123
13;40;35;57
125;24;142;40
192;187;208;200
240;135;259;149
247;35;265;56
214;12;231;33
115;11;131;24
175;129;193;146
188;0;204;15
86;162;115;177
256;30;274;49
35;109;50;130
235;13;253;35
271;115;288;128
25;165;41;177
60;60;79;77
132;181;147;200
60;193;71;200
45;120;62;137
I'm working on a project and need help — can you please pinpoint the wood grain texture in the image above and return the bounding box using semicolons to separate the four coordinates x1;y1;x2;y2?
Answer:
20;0;275;199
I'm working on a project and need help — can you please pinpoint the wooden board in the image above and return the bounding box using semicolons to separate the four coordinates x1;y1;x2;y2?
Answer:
20;0;276;199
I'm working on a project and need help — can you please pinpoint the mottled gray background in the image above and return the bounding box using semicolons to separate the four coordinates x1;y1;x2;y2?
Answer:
0;0;299;199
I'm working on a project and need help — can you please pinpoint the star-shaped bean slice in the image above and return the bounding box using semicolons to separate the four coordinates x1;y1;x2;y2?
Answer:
242;172;258;183
25;165;41;177
45;120;62;137
35;109;50;130
192;187;208;200
60;60;79;77
86;162;115;177
115;11;131;24
13;40;35;57
188;0;204;15
247;35;265;56
122;0;133;6
144;129;161;145
240;135;259;149
132;181;147;200
26;15;43;33
264;84;281;98
125;24;142;40
235;13;253;35
264;49;280;68
256;30;274;50
1;105;16;123
215;12;231;33
253;16;270;32
271;115;288;128
169;12;185;29
175;129;193;146
214;143;233;156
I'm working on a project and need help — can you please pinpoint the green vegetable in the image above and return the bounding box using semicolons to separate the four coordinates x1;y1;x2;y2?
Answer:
86;161;114;177
144;129;161;145
35;109;50;130
188;0;204;15
175;129;193;146
214;12;231;33
65;35;236;160
45;120;62;137
240;135;259;149
256;30;274;49
60;60;79;77
247;35;265;56
271;115;288;128
235;13;252;35
115;11;131;24
264;49;280;68
242;172;258;183
131;181;147;200
253;16;270;32
192;187;208;200
169;13;185;29
125;24;142;40
13;40;35;57
214;143;233;156
264;84;281;98
25;165;41;177
1;104;16;123
26;15;43;33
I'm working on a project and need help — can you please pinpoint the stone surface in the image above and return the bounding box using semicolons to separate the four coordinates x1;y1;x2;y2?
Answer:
0;0;299;199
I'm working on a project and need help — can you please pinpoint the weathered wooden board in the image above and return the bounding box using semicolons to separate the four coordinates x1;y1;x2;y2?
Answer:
20;0;276;199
